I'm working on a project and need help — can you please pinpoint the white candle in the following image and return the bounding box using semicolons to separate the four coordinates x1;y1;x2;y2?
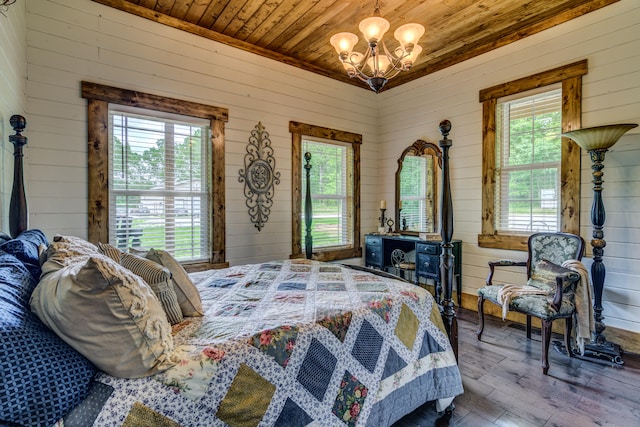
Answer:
399;201;403;209
380;200;387;210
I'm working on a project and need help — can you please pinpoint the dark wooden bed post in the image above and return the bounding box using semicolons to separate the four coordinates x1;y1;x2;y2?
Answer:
438;119;458;359
304;152;313;259
9;114;28;238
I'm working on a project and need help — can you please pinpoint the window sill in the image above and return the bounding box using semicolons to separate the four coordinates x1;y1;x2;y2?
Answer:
292;247;362;262
183;261;230;273
477;234;529;251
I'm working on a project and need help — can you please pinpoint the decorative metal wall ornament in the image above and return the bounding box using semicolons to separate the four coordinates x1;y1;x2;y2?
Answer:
238;122;280;231
0;0;16;17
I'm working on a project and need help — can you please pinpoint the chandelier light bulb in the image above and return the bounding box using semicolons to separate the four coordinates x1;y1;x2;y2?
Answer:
394;23;425;50
330;32;359;56
402;45;422;68
359;16;390;44
367;54;391;75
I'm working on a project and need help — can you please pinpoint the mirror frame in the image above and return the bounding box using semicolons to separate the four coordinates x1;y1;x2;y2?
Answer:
394;139;443;235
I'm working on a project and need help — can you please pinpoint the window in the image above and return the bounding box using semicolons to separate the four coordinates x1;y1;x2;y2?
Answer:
495;88;562;233
82;81;228;269
399;155;435;232
302;139;354;250
478;60;586;250
109;109;210;261
290;121;362;261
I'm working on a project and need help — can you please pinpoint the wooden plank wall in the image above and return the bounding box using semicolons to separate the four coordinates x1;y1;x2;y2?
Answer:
21;0;378;266
377;0;640;336
0;1;27;231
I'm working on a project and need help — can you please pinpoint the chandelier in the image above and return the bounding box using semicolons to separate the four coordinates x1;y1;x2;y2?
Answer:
329;1;425;93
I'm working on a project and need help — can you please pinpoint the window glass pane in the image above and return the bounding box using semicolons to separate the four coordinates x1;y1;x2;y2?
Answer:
109;110;210;261
302;139;353;249
496;89;561;233
399;155;434;232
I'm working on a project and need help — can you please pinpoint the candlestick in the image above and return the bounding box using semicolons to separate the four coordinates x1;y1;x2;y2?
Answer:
379;208;386;228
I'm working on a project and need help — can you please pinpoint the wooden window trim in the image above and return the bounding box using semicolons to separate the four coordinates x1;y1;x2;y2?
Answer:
82;81;229;270
478;60;586;250
290;121;362;261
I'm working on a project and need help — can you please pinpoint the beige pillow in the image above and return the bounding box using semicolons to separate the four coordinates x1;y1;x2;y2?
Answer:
144;249;204;317
121;252;183;325
30;254;176;378
40;235;100;277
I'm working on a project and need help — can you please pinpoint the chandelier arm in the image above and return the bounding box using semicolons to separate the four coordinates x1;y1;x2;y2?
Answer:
380;40;408;72
344;47;376;82
382;66;403;80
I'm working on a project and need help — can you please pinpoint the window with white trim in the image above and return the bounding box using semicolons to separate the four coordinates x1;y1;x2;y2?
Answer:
301;138;354;250
109;108;210;261
495;88;562;233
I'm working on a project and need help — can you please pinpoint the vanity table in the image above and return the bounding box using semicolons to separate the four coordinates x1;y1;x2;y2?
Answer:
365;233;462;305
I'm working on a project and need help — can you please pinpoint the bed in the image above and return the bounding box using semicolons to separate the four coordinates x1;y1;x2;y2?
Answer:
0;115;463;427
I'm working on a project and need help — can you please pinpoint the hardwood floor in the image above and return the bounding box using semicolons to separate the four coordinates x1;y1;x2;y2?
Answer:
394;308;640;426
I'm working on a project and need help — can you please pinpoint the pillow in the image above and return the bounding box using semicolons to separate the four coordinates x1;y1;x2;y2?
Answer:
529;259;577;293
121;252;184;325
98;241;124;263
0;251;96;427
0;231;12;244
30;254;176;378
0;229;48;281
41;234;99;276
144;248;204;317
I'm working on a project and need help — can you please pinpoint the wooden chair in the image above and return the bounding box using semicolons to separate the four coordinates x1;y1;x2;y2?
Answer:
391;248;416;282
476;232;585;374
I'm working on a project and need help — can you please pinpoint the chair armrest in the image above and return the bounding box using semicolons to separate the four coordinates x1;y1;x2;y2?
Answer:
551;270;581;310
486;260;527;286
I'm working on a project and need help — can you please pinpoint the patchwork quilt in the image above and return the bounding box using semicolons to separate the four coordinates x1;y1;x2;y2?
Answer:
59;260;463;427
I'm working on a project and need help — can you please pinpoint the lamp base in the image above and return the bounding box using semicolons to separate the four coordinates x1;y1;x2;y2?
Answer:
553;340;624;366
581;340;624;365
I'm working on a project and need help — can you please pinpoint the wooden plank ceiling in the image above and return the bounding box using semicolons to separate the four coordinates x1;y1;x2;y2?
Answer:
93;0;617;92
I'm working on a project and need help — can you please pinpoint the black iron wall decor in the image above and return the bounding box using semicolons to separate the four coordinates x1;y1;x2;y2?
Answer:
238;122;280;231
0;0;17;17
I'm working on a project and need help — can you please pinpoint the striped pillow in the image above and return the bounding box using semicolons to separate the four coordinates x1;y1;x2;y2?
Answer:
145;249;204;317
121;253;183;325
98;242;123;263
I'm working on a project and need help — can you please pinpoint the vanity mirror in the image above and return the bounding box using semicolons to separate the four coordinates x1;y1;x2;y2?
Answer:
394;139;442;234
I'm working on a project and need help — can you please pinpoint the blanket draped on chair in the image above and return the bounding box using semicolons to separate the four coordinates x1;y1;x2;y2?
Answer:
562;260;595;355
497;285;547;320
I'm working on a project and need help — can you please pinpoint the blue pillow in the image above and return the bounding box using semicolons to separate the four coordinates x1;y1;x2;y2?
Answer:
0;229;48;282
0;231;11;244
0;251;97;427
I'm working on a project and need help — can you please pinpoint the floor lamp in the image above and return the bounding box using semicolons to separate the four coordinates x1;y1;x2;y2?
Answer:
562;123;637;365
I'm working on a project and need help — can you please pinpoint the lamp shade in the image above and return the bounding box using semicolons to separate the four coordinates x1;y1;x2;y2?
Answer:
562;123;637;151
367;54;391;75
359;16;390;43
330;32;358;55
402;45;422;67
394;23;425;50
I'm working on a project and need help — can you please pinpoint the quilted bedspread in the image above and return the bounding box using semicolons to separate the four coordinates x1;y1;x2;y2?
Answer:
60;259;463;427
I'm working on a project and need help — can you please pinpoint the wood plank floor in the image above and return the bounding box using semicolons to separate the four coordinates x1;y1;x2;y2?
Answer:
393;308;640;426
